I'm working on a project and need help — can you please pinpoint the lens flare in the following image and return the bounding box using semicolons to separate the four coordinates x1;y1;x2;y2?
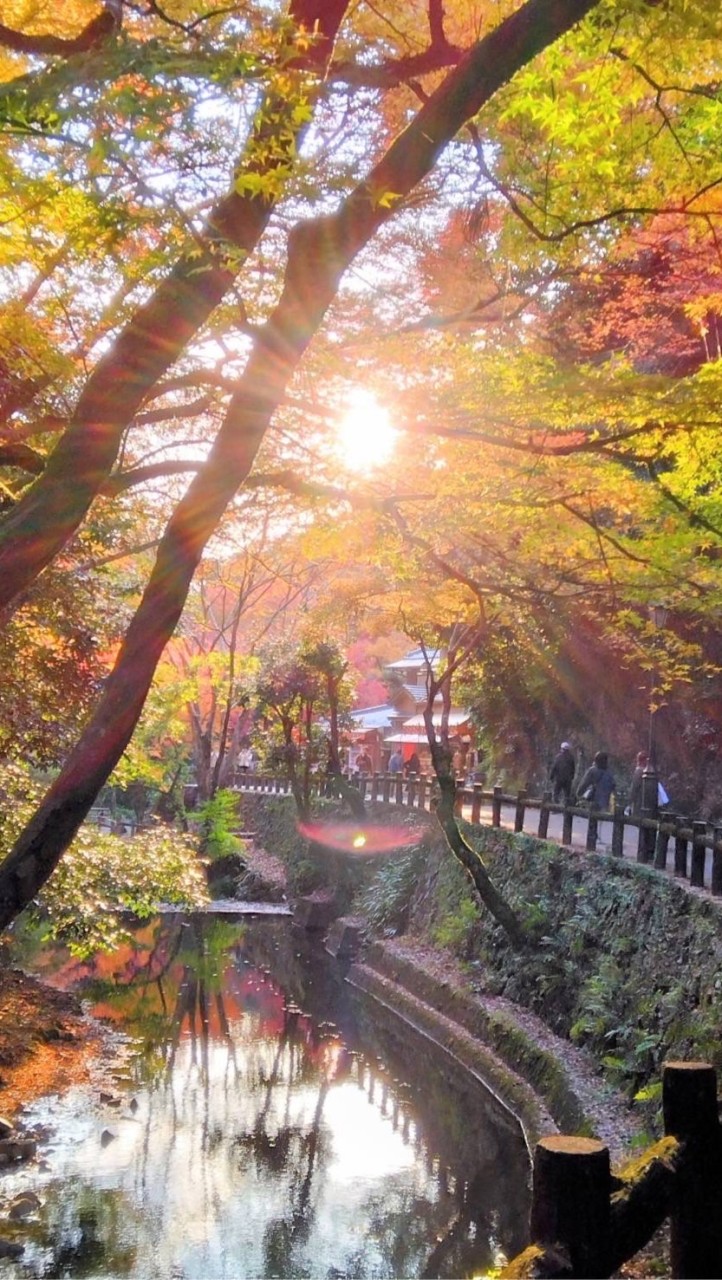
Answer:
297;819;423;855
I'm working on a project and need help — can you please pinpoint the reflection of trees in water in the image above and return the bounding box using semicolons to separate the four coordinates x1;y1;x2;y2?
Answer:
33;916;529;1277
19;1187;138;1278
347;992;531;1263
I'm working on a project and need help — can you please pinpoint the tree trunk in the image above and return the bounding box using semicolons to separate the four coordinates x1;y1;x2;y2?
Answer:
432;743;528;950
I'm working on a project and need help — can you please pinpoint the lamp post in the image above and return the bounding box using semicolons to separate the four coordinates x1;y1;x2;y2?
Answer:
641;603;669;825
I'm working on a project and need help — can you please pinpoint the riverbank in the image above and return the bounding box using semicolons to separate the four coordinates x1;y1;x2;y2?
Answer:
0;966;103;1120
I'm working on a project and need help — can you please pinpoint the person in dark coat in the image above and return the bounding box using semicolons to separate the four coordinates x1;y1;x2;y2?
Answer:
550;741;575;804
576;751;616;811
404;751;421;776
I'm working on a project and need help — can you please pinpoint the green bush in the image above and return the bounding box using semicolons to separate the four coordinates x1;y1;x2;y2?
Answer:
431;895;481;957
360;850;425;934
0;761;209;956
197;789;243;862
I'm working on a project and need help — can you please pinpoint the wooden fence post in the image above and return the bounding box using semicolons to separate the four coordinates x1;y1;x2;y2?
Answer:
611;801;625;857
690;821;706;888
371;772;381;802
586;810;598;853
394;772;403;805
417;775;427;810
538;791;550;839
382;772;391;803
654;819;670;871
663;1061;722;1279
492;785;502;827
407;775;417;808
471;784;483;825
638;819;655;864
514;789;526;833
712;827;722;896
562;806;573;846
530;1135;611;1278
674;817;688;878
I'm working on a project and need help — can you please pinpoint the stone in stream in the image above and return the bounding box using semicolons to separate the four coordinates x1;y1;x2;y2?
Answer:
325;917;365;960
0;1117;13;1140
0;1238;24;1259
0;1137;36;1163
8;1191;41;1220
100;1129;116;1147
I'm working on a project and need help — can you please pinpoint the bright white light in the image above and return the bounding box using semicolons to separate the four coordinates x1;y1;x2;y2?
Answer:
336;389;396;472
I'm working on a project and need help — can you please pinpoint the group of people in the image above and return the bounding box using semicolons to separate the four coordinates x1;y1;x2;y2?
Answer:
550;743;666;813
359;748;421;776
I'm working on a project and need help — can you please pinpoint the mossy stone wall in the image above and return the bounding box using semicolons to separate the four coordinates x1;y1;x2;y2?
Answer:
406;824;722;1095
239;792;722;1095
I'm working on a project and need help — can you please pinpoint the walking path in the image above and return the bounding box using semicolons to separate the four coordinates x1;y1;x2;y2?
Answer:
459;795;715;884
234;775;719;899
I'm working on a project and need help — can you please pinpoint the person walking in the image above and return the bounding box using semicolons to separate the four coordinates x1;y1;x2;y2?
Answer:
576;751;616;810
550;741;575;804
388;748;403;774
355;747;372;775
404;751;421;776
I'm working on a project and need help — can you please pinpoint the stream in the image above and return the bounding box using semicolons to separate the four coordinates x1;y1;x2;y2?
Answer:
1;916;530;1278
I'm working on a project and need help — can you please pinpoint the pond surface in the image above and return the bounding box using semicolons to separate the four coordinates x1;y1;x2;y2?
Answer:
3;917;530;1278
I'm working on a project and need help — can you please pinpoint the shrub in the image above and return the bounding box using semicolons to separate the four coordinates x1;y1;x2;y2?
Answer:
197;789;244;862
0;761;208;956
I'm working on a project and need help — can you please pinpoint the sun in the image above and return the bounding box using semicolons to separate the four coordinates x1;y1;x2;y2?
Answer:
335;388;397;473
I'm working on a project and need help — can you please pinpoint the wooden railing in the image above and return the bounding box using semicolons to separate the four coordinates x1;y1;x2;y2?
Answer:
500;1060;722;1279
234;771;722;898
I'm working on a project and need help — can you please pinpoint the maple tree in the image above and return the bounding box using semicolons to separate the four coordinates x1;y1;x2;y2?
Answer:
0;0;722;931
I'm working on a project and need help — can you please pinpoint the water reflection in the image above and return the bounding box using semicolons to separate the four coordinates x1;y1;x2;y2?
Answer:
3;919;530;1278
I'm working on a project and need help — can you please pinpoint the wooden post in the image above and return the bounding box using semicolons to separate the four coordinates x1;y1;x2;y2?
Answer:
453;778;463;817
471;784;483;825
586;810;598;853
417;775;427;810
492;785;502;827
407;775;417;808
562;806;573;846
638;819;655;864
538;791;550;839
611;801;625;857
514;789;526;833
371;772;380;802
394;772;403;805
712;828;722;896
654;818;670;871
674;817;688;877
663;1061;722;1279
690;821;706;888
530;1135;611;1279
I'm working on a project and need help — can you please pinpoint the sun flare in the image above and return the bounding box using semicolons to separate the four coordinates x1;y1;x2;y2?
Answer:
336;389;396;472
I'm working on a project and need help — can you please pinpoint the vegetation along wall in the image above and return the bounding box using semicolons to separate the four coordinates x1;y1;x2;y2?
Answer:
240;794;722;1113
